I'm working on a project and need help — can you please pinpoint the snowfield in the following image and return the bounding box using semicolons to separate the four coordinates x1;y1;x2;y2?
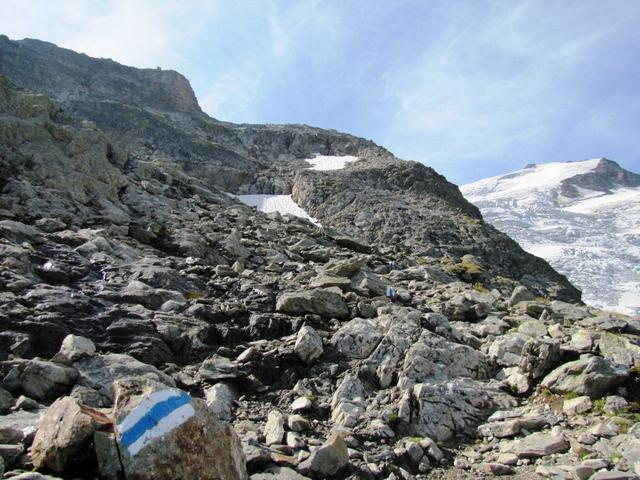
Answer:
462;158;640;315
234;194;320;226
304;154;358;171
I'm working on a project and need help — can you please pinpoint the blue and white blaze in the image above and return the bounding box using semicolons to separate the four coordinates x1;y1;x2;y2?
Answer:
117;389;195;456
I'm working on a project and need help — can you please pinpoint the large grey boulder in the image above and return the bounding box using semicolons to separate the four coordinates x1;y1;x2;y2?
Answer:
501;432;569;458
331;318;384;359
74;353;175;403
276;289;349;319
540;355;629;398
112;379;247;480
508;286;535;307
364;307;423;388
331;373;367;428
410;379;509;442
398;331;491;389
294;326;324;363
0;387;13;414
3;359;77;402
298;434;349;477
205;382;238;421
52;334;96;364
31;397;96;472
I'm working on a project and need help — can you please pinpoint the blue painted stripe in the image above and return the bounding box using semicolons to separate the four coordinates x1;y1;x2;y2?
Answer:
120;392;191;450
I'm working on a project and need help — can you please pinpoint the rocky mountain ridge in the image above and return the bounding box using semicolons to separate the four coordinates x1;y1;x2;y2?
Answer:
0;36;638;480
462;158;640;315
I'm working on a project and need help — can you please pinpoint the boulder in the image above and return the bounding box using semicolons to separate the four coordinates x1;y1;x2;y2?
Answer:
331;318;383;359
298;434;349;477
52;334;96;364
31;397;96;472
264;410;286;445
276;289;349;319
501;432;569;458
0;387;13;414
294;326;323;363
74;353;175;403
540;355;629;398
251;466;311;480
205;382;238;421
410;379;503;442
508;286;535;307
563;396;592;416
112;379;247;480
3;359;77;402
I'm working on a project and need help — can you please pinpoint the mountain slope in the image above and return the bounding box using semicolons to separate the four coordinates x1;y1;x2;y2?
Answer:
0;35;579;300
462;158;640;314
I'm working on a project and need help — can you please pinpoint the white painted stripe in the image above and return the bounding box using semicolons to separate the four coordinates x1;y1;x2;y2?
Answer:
126;403;196;456
118;389;182;432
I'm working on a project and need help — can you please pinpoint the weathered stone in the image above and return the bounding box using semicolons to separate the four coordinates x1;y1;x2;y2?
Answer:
264;410;286;446
331;318;383;359
411;379;504;442
4;359;77;402
508;286;535;307
276;289;349;319
74;353;175;403
501;432;569;458
496;453;518;465
287;414;310;432
52;334;96;363
518;320;548;338
570;330;593;352
309;274;351;289
294;326;323;363
563;395;592;416
478;462;515;476
250;465;311;480
488;333;529;367
0;387;13;414
540;355;629;398
15;395;40;411
205;382;238;421
590;471;638;480
290;397;313;413
94;431;123;480
298;434;349;477
112;379;247;480
31;397;96;472
478;413;548;438
0;443;24;466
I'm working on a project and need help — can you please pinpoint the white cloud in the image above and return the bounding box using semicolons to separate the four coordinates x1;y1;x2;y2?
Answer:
0;0;216;68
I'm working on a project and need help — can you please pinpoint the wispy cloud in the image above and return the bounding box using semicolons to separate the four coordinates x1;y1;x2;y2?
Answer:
0;0;216;68
1;0;639;183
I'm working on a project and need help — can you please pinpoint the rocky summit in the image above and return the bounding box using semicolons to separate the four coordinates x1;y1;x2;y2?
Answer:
0;35;638;480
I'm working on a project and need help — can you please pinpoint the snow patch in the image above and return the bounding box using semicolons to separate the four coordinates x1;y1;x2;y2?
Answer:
305;154;358;171
234;194;320;226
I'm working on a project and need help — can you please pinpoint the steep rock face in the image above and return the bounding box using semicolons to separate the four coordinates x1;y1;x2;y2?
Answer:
0;36;578;300
293;161;580;300
462;158;640;314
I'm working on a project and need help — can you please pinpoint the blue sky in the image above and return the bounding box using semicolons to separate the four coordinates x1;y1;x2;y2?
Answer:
1;0;639;184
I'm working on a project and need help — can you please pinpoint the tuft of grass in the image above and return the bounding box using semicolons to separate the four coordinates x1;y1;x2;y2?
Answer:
473;282;488;292
563;391;579;400
185;290;206;301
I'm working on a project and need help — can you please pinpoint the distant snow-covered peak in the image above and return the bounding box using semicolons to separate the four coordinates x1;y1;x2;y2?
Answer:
461;158;640;316
461;158;603;202
304;154;358;171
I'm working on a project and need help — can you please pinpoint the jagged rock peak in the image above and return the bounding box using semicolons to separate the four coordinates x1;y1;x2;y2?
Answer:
0;34;202;115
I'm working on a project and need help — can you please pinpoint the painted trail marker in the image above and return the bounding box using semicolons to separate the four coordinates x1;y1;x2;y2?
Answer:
117;389;195;456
